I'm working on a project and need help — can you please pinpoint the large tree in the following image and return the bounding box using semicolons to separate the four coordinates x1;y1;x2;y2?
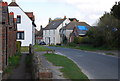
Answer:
111;1;120;19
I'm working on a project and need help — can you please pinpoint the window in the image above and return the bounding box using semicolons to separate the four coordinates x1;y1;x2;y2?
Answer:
17;15;21;23
17;31;24;40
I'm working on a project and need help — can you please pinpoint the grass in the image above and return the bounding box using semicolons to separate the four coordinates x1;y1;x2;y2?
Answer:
34;45;52;52
105;53;115;55
21;46;29;52
44;53;89;80
51;44;115;51
4;53;21;73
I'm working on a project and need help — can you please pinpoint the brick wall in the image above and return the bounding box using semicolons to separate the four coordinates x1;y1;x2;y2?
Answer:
0;1;17;80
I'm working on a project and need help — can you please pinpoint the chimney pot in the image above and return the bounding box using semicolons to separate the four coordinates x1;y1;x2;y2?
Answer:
9;12;14;15
64;16;66;19
2;2;8;6
12;0;16;2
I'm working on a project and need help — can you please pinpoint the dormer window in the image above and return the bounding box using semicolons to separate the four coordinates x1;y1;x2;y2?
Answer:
17;15;21;24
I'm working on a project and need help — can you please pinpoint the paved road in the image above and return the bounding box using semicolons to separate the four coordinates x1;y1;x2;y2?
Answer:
47;46;119;79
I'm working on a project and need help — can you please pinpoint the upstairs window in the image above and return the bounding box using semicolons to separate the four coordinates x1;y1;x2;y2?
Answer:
17;31;24;40
17;15;21;23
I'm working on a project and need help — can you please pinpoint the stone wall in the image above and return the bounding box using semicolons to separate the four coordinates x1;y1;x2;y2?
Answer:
29;45;53;80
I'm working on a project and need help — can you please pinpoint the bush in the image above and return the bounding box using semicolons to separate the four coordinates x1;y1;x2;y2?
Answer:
82;36;92;44
74;37;83;44
67;43;76;47
16;41;21;53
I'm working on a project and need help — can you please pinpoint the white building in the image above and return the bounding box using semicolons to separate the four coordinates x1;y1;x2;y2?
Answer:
43;17;70;45
8;0;36;46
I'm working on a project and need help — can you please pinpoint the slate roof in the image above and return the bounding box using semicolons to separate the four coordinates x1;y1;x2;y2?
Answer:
62;21;91;30
8;2;19;6
44;19;66;30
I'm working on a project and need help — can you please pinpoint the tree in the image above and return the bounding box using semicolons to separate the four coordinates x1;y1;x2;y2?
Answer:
111;1;120;19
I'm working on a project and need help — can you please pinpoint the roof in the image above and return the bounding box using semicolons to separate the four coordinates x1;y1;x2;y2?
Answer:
44;19;66;30
36;28;43;37
25;12;35;21
62;21;91;30
8;2;19;6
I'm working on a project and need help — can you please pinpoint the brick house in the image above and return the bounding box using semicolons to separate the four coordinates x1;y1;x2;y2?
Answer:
0;1;17;80
35;26;44;44
60;20;91;43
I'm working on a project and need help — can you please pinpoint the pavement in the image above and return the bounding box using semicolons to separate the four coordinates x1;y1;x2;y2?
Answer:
46;46;119;80
8;53;32;79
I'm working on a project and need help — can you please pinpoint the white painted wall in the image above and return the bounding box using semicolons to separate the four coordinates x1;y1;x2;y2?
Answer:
43;18;70;45
8;6;34;46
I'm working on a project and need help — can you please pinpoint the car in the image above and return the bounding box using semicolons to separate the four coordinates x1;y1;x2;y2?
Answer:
39;41;46;45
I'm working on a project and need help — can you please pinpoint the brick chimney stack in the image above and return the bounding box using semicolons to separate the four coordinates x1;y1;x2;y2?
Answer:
64;16;66;19
12;0;16;2
49;18;52;23
2;2;8;6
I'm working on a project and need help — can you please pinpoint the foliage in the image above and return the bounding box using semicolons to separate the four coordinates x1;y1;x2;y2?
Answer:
87;12;119;48
44;53;89;80
16;41;21;53
111;1;120;19
74;37;83;44
4;54;21;73
67;42;76;47
21;46;29;52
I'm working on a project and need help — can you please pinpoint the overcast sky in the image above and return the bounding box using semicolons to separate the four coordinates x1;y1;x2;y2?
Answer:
3;0;119;30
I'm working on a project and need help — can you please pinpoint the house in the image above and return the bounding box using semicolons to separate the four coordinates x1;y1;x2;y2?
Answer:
0;1;17;80
69;23;91;42
8;0;36;46
43;17;70;45
35;25;44;44
60;20;91;43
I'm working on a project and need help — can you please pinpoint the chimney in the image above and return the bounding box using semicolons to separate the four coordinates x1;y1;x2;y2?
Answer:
9;12;14;15
12;0;16;2
2;2;8;6
64;16;66;19
40;25;42;29
49;18;51;23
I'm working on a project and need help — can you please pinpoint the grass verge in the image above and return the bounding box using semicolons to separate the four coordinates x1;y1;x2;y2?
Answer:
44;53;89;80
21;46;29;52
34;45;52;52
51;44;116;51
4;53;21;73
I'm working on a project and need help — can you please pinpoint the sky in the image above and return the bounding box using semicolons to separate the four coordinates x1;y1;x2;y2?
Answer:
3;0;119;30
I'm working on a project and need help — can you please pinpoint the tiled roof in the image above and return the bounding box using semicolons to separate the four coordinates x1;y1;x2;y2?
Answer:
8;2;19;6
25;12;35;21
44;19;66;30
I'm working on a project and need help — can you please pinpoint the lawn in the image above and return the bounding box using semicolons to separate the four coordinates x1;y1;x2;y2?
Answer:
34;45;52;52
44;53;89;80
21;46;29;52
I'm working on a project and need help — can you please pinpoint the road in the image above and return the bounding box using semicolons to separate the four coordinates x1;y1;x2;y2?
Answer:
47;46;119;79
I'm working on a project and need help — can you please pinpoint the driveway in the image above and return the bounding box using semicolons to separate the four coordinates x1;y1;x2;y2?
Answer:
46;46;119;79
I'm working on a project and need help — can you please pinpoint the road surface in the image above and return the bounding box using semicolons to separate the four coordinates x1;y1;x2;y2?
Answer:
47;46;119;79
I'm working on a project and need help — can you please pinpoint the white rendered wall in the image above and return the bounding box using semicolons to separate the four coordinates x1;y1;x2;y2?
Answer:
8;7;33;46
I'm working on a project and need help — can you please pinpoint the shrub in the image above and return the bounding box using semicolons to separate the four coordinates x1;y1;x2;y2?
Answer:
67;43;76;47
74;37;83;44
82;36;91;44
16;41;21;53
